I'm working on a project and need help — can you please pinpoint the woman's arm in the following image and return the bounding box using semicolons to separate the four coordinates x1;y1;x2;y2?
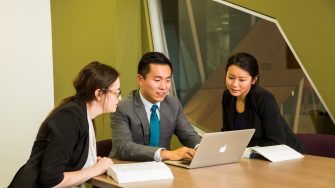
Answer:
54;157;113;188
38;105;109;187
255;91;287;146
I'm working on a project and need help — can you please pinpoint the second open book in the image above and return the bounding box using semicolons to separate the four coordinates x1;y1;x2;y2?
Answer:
243;144;304;162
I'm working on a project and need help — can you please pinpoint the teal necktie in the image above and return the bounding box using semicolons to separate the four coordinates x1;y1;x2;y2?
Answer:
149;104;160;146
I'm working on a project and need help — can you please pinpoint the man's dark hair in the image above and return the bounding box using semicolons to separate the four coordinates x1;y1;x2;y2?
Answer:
138;52;173;79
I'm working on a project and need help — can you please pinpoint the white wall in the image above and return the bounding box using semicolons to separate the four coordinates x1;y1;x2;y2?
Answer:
0;0;54;187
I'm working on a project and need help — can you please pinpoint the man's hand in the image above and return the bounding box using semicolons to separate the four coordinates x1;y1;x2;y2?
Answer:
160;146;196;161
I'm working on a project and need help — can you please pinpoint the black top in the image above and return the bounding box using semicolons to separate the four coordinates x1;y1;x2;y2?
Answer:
234;110;248;130
8;99;89;188
222;85;304;152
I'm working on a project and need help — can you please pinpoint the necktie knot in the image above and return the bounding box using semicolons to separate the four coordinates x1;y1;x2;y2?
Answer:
151;104;158;113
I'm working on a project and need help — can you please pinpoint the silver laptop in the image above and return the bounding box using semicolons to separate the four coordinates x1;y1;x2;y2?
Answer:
164;129;255;169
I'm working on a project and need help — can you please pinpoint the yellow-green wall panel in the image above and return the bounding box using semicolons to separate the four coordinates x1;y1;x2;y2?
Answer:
226;0;335;121
51;0;152;140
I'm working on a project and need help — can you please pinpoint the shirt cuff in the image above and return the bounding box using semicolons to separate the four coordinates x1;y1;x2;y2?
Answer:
154;148;166;161
194;144;200;150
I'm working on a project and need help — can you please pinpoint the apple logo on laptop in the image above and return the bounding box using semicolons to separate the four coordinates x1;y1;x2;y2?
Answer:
219;145;227;153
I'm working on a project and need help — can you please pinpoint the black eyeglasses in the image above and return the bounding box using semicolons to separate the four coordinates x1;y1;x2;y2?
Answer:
102;88;121;98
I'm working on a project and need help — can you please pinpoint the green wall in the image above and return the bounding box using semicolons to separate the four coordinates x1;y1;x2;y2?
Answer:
51;0;152;140
225;0;335;121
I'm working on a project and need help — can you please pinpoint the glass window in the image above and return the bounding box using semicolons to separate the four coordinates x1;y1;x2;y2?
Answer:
153;0;335;134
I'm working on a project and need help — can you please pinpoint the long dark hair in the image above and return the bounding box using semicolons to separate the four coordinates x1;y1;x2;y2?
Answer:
50;61;119;116
225;52;259;85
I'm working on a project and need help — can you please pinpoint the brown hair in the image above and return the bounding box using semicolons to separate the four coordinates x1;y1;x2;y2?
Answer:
50;61;119;116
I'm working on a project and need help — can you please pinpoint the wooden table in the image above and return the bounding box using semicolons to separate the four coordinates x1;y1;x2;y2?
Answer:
90;155;335;188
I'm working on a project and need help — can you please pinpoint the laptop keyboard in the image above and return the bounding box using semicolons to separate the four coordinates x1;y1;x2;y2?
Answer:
181;159;192;166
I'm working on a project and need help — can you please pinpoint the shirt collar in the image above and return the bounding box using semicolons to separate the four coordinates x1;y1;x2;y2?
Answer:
139;89;160;110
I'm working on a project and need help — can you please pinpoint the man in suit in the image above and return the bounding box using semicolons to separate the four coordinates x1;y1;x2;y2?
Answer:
109;52;202;161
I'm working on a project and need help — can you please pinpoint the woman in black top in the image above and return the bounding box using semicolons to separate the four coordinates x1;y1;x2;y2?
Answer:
221;53;304;152
9;62;121;187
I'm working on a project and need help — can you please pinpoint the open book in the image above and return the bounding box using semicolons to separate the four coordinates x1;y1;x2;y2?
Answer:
243;144;304;162
107;161;174;183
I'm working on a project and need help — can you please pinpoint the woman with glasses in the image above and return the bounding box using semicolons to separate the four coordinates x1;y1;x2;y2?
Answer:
9;61;121;188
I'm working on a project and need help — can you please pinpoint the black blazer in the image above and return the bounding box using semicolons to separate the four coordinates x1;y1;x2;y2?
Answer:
8;99;89;188
222;86;304;152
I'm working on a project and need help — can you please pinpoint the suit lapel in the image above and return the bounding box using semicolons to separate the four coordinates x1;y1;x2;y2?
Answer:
227;97;236;130
159;100;170;140
133;90;150;145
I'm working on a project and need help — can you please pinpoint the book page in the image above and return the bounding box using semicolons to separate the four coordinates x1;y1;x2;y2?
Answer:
251;144;304;162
